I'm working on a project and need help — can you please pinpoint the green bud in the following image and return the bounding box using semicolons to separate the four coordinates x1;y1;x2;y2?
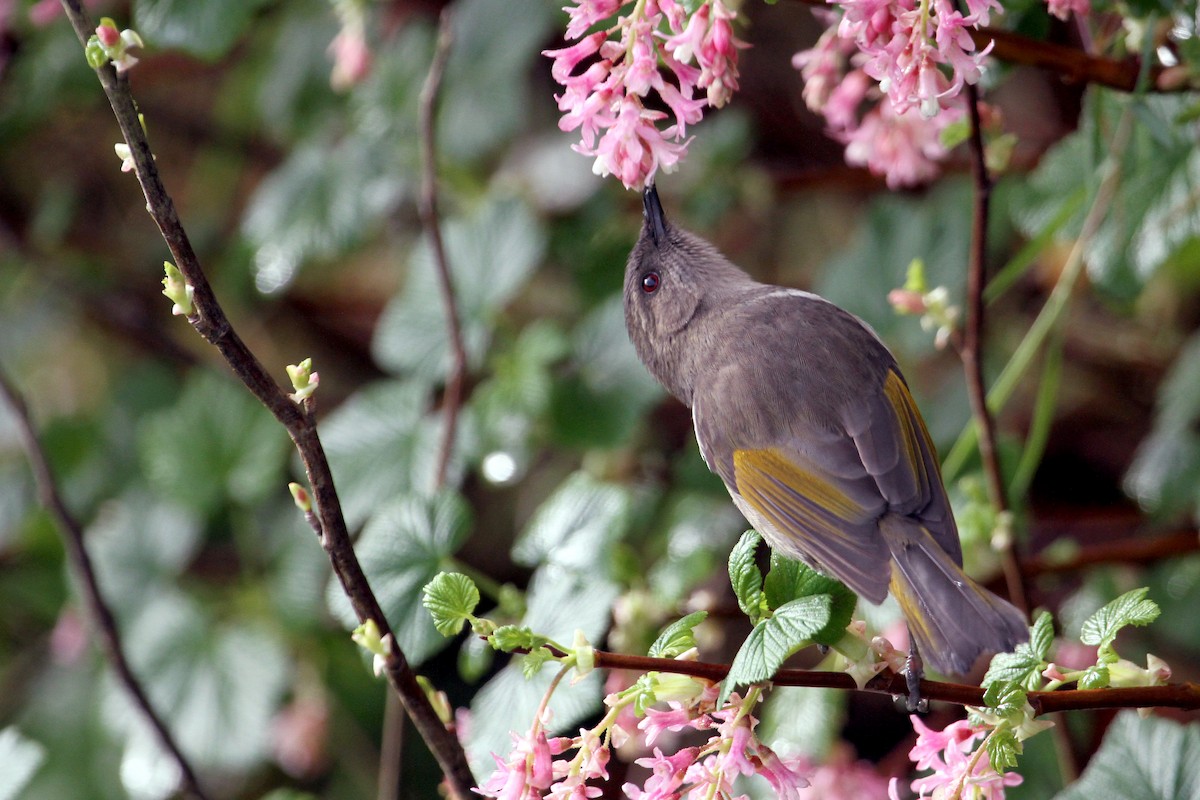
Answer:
286;358;320;402
161;262;194;316
288;482;312;513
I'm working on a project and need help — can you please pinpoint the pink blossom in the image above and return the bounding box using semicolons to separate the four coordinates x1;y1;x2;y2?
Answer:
477;726;565;799
794;745;891;800
624;747;701;799
544;0;746;189
842;100;962;188
328;27;371;89
901;715;1022;799
1046;0;1090;19
639;701;710;746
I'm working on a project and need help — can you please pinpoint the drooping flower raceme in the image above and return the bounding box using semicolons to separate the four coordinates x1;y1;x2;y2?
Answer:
544;0;746;190
889;715;1023;800
792;0;997;187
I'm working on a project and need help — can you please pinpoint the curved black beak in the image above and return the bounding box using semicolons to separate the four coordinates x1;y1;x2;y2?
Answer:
643;183;668;246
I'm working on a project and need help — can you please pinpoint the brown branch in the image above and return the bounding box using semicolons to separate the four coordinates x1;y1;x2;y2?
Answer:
961;82;1029;616
418;9;465;490
1022;529;1200;577
0;368;211;800
586;649;1200;715
57;2;475;796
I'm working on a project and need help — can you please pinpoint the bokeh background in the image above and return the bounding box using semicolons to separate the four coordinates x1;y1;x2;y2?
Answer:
1;0;1198;798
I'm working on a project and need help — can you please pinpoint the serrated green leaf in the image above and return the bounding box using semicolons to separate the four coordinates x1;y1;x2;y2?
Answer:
373;195;546;380
984;638;1051;690
1028;611;1055;661
1126;332;1200;518
724;594;833;700
243;135;406;291
0;727;46;800
1052;712;1200;800
137;370;289;516
520;648;555;679
320;381;473;529
729;530;766;624
988;727;1022;772
134;0;271;60
437;0;558;160
106;591;290;773
422;572;480;637
1079;664;1110;690
762;553;857;645
512;471;633;572
1080;587;1160;651
648;611;709;659
983;681;1027;718
325;491;473;665
488;625;549;653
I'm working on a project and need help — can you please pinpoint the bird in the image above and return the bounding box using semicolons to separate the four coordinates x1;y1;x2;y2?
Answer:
623;184;1028;695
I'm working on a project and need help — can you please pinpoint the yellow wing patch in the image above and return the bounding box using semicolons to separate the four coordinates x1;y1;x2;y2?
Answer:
733;448;865;540
883;369;940;489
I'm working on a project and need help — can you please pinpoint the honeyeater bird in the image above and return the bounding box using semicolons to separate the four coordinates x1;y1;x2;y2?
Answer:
623;185;1027;689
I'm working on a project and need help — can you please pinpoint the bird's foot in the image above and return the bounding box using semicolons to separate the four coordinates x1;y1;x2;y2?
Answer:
903;641;928;714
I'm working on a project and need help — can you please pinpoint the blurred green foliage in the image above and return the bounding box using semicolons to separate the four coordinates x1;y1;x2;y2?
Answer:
1;0;1199;798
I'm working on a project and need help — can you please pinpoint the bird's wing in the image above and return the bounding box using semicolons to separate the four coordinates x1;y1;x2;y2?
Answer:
843;369;961;563
696;364;959;603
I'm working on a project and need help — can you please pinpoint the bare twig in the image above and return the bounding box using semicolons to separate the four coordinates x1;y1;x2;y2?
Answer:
961;82;1030;616
0;368;211;800
57;2;475;796
418;9;464;490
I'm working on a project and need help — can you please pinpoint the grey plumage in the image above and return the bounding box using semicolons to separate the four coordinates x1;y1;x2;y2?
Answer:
624;185;1027;675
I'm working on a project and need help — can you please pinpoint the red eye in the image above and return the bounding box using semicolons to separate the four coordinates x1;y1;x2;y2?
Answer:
641;271;660;293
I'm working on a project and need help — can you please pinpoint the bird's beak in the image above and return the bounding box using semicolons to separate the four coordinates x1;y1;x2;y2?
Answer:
643;183;668;246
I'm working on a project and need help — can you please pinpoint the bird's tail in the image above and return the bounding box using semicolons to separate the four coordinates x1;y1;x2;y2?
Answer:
882;516;1029;676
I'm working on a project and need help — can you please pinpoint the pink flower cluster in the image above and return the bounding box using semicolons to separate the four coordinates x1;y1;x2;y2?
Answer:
792;0;1000;187
889;716;1022;799
476;681;813;800
626;686;810;799
544;0;746;190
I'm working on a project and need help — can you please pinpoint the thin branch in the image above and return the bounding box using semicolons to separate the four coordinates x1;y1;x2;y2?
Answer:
0;368;211;800
418;9;465;490
57;2;475;796
583;649;1200;715
1021;528;1200;577
961;81;1030;616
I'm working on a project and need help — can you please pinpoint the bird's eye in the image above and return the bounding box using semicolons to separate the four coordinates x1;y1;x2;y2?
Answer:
641;271;660;294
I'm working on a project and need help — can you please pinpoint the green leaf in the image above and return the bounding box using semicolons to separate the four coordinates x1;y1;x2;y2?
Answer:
512;471;633;572
1052;712;1200;800
373;195;546;381
1126;332;1200;518
1014;92;1200;301
137;370;289;516
988;727;1022;772
549;295;665;449
107;591;290;773
984;612;1054;690
488;625;550;653
1028;610;1056;662
648;611;709;659
320;381;473;529
724;594;833;699
762;552;857;645
0;727;46;800
1079;664;1110;689
983;681;1027;718
86;490;202;618
437;0;559;160
243;135;406;292
1080;587;1160;653
325;491;473;665
729;530;767;624
422;572;480;636
134;0;271;59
